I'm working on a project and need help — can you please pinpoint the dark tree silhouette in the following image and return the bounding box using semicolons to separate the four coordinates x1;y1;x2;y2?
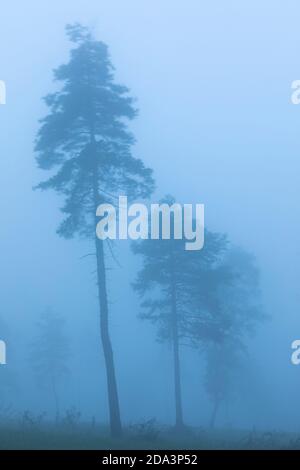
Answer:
35;24;154;437
30;308;70;422
132;196;226;428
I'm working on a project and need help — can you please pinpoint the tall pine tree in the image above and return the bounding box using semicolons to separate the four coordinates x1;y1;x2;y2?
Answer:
35;24;154;437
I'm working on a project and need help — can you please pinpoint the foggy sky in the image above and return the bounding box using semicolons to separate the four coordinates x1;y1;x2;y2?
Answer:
0;0;299;430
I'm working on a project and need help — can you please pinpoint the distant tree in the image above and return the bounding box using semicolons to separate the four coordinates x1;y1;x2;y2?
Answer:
189;247;264;428
132;196;227;428
204;339;245;428
30;308;69;422
35;24;154;436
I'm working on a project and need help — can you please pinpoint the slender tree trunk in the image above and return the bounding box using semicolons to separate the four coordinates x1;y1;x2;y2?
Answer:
92;156;122;438
88;119;122;437
94;235;122;437
210;398;220;429
170;255;184;429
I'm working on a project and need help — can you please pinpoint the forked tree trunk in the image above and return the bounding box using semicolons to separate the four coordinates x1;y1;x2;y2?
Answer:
170;254;184;429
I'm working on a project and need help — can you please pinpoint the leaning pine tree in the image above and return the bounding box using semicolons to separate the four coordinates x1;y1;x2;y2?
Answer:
35;24;154;437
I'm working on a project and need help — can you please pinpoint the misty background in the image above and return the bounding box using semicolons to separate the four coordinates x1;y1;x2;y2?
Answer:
0;0;299;432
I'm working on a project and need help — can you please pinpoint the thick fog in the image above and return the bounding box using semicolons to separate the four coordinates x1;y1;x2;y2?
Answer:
0;0;300;435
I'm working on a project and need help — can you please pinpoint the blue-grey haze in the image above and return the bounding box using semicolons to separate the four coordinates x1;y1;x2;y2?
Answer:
0;1;299;432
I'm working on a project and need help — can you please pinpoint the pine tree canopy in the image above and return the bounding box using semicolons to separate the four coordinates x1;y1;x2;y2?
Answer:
35;23;154;239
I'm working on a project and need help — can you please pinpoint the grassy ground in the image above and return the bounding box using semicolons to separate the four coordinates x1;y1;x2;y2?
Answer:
0;422;300;450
